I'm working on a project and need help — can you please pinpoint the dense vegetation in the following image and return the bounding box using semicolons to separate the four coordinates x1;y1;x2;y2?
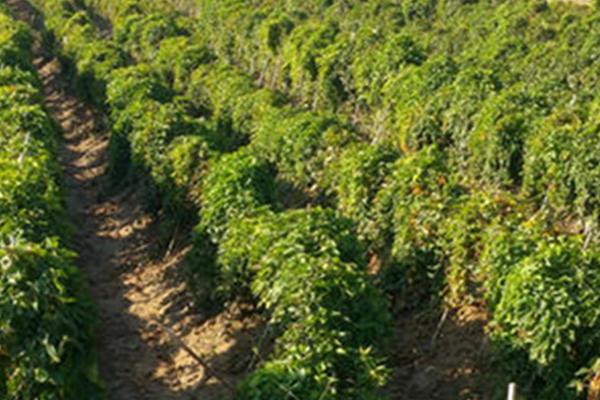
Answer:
16;0;600;398
184;1;600;397
0;3;101;398
34;0;393;397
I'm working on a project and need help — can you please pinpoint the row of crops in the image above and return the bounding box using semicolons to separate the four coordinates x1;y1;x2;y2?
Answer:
30;0;600;399
0;2;101;398
184;1;600;397
35;0;392;398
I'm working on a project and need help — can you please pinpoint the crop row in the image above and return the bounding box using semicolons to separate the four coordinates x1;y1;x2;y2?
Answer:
50;0;600;397
102;1;600;398
160;1;600;397
183;59;599;399
34;0;394;398
190;1;600;215
0;3;101;398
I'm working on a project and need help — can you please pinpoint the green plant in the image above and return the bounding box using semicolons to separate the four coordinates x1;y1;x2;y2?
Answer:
0;8;101;398
198;148;277;243
372;146;461;297
217;208;391;399
0;240;101;399
324;142;400;241
252;109;355;189
483;231;600;399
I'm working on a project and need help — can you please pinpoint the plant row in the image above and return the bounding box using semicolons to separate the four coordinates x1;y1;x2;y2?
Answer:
57;0;600;397
0;3;102;398
187;51;600;399
34;1;394;398
34;0;126;107
139;1;600;398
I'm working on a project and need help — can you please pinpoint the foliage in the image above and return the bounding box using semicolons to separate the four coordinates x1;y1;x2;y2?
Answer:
105;64;173;181
107;64;172;110
482;230;600;398
323;142;400;241
186;63;277;145
252;108;355;189
220;208;391;399
0;12;33;70
154;36;215;91
0;8;101;398
198;148;276;243
0;240;100;400
371;146;461;296
522;107;600;218
113;12;190;60
438;190;510;306
32;0;126;105
165;134;212;207
38;0;600;397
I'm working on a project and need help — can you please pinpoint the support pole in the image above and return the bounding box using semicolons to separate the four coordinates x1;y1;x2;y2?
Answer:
507;383;517;400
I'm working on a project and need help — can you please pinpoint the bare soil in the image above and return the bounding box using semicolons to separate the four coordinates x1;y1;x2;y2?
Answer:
386;303;501;400
6;1;260;399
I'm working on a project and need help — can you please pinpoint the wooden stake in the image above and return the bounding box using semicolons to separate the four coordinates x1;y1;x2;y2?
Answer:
507;382;517;400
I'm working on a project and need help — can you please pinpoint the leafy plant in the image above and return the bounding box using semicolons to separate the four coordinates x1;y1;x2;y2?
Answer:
371;146;461;297
0;8;101;398
483;231;600;399
219;208;391;399
198;148;277;243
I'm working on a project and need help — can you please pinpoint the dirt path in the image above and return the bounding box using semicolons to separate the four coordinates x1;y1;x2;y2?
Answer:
386;304;498;400
6;1;259;399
